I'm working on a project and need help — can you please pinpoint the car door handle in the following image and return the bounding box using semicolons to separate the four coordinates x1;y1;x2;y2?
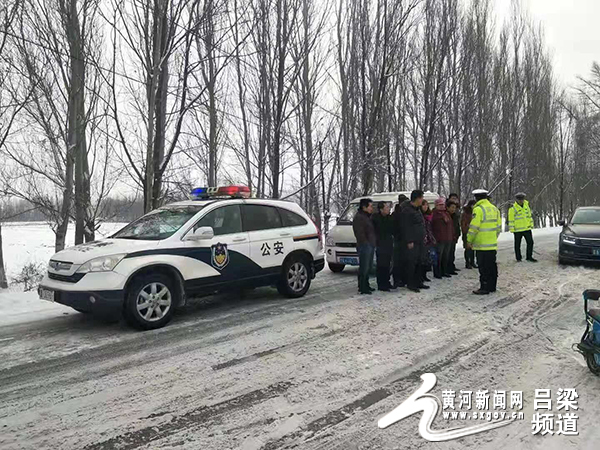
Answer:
233;237;247;242
280;232;291;237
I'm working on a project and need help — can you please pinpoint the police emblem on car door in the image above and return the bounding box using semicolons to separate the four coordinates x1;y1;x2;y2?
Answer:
211;243;229;269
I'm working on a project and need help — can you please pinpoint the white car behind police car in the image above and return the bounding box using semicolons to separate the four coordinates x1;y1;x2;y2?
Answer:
325;191;439;272
38;186;325;330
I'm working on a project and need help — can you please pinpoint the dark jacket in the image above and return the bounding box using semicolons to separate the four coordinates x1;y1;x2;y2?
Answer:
372;212;394;247
460;207;473;240
432;209;454;243
392;200;411;242
451;210;461;242
353;210;376;247
399;203;425;244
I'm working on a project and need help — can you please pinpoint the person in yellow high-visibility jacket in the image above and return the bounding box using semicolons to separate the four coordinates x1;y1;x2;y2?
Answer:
508;192;537;263
466;189;502;295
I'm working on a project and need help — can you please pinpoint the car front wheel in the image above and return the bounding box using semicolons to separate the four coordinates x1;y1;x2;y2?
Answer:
124;274;177;330
278;256;311;298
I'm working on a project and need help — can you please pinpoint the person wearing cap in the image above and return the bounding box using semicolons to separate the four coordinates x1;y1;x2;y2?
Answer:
508;192;537;262
466;189;502;295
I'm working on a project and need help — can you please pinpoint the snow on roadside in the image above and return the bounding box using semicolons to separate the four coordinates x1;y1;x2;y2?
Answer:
1;222;126;327
2;221;126;281
0;289;74;327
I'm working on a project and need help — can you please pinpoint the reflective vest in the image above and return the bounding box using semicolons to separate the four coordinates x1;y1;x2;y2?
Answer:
467;199;502;251
508;201;534;233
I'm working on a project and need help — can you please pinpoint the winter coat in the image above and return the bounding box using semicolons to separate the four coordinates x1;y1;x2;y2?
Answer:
508;200;534;233
392;200;411;242
431;208;454;243
460;207;473;241
451;210;461;242
372;212;394;248
423;213;437;247
399;203;425;245
352;209;376;247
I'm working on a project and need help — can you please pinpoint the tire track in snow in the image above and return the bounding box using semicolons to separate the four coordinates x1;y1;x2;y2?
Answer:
84;381;293;450
258;336;491;450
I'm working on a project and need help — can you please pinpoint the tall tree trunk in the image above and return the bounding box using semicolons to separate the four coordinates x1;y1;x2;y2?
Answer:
151;3;169;210
61;0;90;245
0;224;7;289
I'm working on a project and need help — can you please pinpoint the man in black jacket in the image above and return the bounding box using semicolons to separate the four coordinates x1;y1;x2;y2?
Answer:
392;194;409;288
372;201;395;291
399;190;430;293
352;198;376;295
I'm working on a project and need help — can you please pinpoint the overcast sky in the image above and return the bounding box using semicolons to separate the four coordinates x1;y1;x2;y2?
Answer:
494;0;600;87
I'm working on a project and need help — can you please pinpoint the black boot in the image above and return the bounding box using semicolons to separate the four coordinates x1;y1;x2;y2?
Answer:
473;289;490;295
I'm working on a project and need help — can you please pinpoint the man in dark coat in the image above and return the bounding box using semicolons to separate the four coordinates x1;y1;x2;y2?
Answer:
399;190;430;293
352;198;376;295
372;201;395;291
448;193;461;273
392;194;409;287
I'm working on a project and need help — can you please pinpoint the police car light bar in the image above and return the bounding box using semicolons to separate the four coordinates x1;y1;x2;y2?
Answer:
190;185;251;199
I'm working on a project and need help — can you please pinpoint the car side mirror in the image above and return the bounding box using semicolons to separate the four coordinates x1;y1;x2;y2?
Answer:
558;220;566;227
185;226;214;241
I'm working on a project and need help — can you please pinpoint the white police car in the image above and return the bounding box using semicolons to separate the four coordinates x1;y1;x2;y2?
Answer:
38;186;325;330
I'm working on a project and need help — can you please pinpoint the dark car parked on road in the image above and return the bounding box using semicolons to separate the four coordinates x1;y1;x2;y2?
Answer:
559;207;600;265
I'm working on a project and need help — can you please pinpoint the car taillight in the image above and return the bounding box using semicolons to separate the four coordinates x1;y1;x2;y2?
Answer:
309;217;322;249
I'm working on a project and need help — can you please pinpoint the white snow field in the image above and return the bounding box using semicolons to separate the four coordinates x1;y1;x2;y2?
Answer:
1;225;600;450
0;222;126;326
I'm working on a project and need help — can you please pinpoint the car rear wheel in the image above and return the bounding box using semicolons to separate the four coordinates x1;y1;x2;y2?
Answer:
328;263;345;273
124;274;176;330
278;256;311;298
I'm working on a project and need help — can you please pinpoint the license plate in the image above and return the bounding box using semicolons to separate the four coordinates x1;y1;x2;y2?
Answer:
339;257;359;265
594;249;600;256
39;288;55;302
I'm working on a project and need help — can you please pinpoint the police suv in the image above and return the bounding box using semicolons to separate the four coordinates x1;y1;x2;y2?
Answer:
38;186;325;330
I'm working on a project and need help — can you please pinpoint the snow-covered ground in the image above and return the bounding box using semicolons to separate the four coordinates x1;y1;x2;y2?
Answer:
2;226;600;450
2;221;126;280
0;222;126;327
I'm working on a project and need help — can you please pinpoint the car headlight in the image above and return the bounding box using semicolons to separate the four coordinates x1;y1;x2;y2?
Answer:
77;254;127;273
561;235;578;245
325;234;335;246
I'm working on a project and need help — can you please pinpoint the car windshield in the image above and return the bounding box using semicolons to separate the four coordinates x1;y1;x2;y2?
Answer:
338;203;360;224
112;206;204;240
338;201;393;224
571;209;600;225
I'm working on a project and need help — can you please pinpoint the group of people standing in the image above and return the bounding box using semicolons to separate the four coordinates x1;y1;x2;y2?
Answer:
352;189;538;297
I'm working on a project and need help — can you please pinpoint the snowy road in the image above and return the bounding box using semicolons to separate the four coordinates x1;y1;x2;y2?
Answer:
2;229;600;450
